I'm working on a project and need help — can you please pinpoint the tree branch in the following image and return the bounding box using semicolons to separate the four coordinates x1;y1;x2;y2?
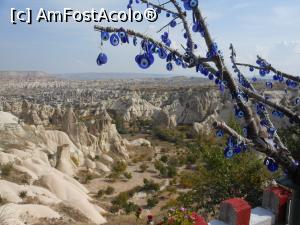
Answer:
140;0;183;16
170;0;195;53
94;25;186;59
236;56;300;84
213;120;252;145
241;87;300;124
230;44;287;151
193;7;260;141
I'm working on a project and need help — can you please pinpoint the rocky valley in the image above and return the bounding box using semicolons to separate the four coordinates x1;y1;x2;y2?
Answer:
0;71;299;225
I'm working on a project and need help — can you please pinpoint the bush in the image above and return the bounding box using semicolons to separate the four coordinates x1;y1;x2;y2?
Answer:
177;134;278;218
154;160;164;171
158;165;177;178
141;179;160;192
147;196;159;208
124;202;139;214
123;171;132;179
139;163;149;172
18;191;27;199
111;192;130;208
153;128;185;144
105;186;115;195
97;190;104;198
160;155;168;163
166;166;177;178
112;161;127;174
1;163;13;177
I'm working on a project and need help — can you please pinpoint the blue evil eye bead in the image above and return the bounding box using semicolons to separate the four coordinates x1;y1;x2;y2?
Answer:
183;33;188;39
224;147;235;159
249;67;254;72
252;77;257;82
235;108;244;118
101;31;110;41
243;127;248;137
166;62;173;71
272;110;284;118
208;73;214;80
273;75;279;81
259;69;267;77
189;0;198;8
138;55;151;69
110;34;120;46
96;53;108;66
183;1;192;10
267;127;276;137
260;119;268;127
264;157;278;172
234;146;242;154
194;44;198;49
166;12;170;17
133;37;138;46
266;82;273;89
158;48;167;59
118;29;129;43
170;20;177;28
227;137;235;148
175;58;182;66
216;130;224;137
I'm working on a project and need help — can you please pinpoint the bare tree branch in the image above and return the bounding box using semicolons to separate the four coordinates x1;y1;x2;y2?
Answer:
140;0;183;16
236;56;300;84
241;87;300;124
192;7;260;141
213;120;297;177
170;0;195;53
94;25;186;59
213;120;252;145
230;44;287;151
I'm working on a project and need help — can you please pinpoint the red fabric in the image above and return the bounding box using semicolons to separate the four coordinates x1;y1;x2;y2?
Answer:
223;198;251;225
268;187;291;222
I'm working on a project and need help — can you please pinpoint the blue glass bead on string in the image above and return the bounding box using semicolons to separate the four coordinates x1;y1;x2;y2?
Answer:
266;82;273;89
216;130;224;137
166;62;173;71
264;157;279;172
183;0;198;10
170;20;177;28
101;31;110;41
96;53;108;66
224;147;234;159
133;36;138;46
272;110;284;118
110;33;120;46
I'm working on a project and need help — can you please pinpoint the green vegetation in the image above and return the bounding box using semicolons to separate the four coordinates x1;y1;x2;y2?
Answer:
139;163;149;172
279;124;300;161
153;127;186;144
123;171;132;179
109;161;128;179
177;134;279;218
0;163;13;177
18;190;27;199
105;186;115;195
147;196;159;208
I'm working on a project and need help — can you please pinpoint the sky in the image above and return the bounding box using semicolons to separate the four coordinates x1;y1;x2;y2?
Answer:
0;0;299;76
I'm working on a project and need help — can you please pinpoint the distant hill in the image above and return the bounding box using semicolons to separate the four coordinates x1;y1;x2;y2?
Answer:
0;71;56;80
55;72;193;80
